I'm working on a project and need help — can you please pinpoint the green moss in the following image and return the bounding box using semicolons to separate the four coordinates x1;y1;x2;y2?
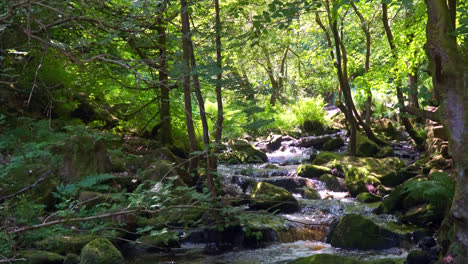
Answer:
220;140;268;164
141;160;188;186
330;214;398;250
356;192;382;203
312;152;344;165
138;229;180;249
376;146;393;158
297;164;331;179
319;174;345;191
250;182;299;213
36;234;98;254
356;134;380;157
80;238;123;264
18;250;65;264
322;137;344;151
304;188;321;199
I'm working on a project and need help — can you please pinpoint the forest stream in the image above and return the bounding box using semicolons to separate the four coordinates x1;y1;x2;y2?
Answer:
128;131;421;264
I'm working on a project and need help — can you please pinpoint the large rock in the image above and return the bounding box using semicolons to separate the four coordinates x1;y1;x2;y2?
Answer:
376;172;455;226
297;165;331;179
60;136;112;183
249;182;299;213
356;134;380;157
322;137;344;151
220;140;268;164
36;235;98;254
319;174;347;192
18;250;65;264
330;214;399;250
311;152;344;165
297;135;332;148
80;238;123;264
141;160;191;186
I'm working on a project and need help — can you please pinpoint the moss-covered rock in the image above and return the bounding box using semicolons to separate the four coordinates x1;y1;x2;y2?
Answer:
137;229;180;250
302;119;326;135
80;238;123;264
311;152;344;165
290;254;405;264
330;214;399;250
319;173;346;192
220;140;268;164
304;188;321;199
18;250;65;264
379;167;419;187
376;146;393;158
322;137;344;151
250;182;299;213
356;134;380;157
36;234;98;254
376;172;455;226
297;165;331;179
141;160;189;186
63;253;80;264
406;249;432;264
356;192;382;203
60;136;112;183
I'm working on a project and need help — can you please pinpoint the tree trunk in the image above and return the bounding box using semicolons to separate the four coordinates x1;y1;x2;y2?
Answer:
181;0;217;198
382;3;424;147
214;0;223;146
425;0;468;262
180;0;199;172
157;22;172;145
407;68;419;109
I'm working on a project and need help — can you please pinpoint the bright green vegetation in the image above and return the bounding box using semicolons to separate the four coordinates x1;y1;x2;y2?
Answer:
1;0;468;263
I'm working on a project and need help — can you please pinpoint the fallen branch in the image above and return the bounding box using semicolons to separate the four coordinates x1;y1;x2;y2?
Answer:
0;170;52;203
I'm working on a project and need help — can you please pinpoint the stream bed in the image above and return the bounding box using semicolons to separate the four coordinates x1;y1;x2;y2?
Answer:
128;133;419;264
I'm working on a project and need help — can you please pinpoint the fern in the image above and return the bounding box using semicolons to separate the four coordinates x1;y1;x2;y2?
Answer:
403;173;455;210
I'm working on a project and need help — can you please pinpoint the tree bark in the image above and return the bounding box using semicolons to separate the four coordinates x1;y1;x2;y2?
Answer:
180;0;199;172
382;3;424;147
425;0;468;262
157;21;172;144
214;0;223;146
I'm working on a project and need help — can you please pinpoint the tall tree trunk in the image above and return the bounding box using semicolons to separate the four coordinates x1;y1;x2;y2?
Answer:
350;1;372;125
180;0;199;172
214;0;223;146
425;0;468;262
407;68;419;109
157;22;172;145
382;3;424;147
181;0;217;198
325;0;357;157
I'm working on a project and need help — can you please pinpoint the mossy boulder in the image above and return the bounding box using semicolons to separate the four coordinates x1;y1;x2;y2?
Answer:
80;238;123;264
376;172;455;226
36;234;98;254
311;152;344;165
137;229;180;250
297;165;331;179
330;214;399;250
376;146;393;158
304;188;321;199
356;134;380;157
356;192;382;203
250;182;299;213
406;249;432;264
319;173;346;192
291;254;405;264
141;160;190;186
18;250;65;264
322;137;344;151
302;119;326;135
60;136;112;183
220;140;268;164
63;253;80;264
379;167;419;187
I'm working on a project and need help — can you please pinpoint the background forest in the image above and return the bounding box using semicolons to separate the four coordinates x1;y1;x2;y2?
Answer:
1;0;468;263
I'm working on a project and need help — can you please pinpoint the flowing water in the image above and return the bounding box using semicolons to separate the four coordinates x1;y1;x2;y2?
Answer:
129;133;417;263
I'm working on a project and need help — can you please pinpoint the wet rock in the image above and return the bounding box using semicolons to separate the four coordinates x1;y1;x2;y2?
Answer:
406;249;432;264
297;164;331;179
297;135;332;148
356;192;382;203
330;214;399;250
322;137;344;151
249;182;300;213
260;177;314;194
304;187;321;199
220;140;268;164
266;134;283;152
319;174;347;192
18;250;65;264
137;229;180;250
80;238;124;264
311;152;344;165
